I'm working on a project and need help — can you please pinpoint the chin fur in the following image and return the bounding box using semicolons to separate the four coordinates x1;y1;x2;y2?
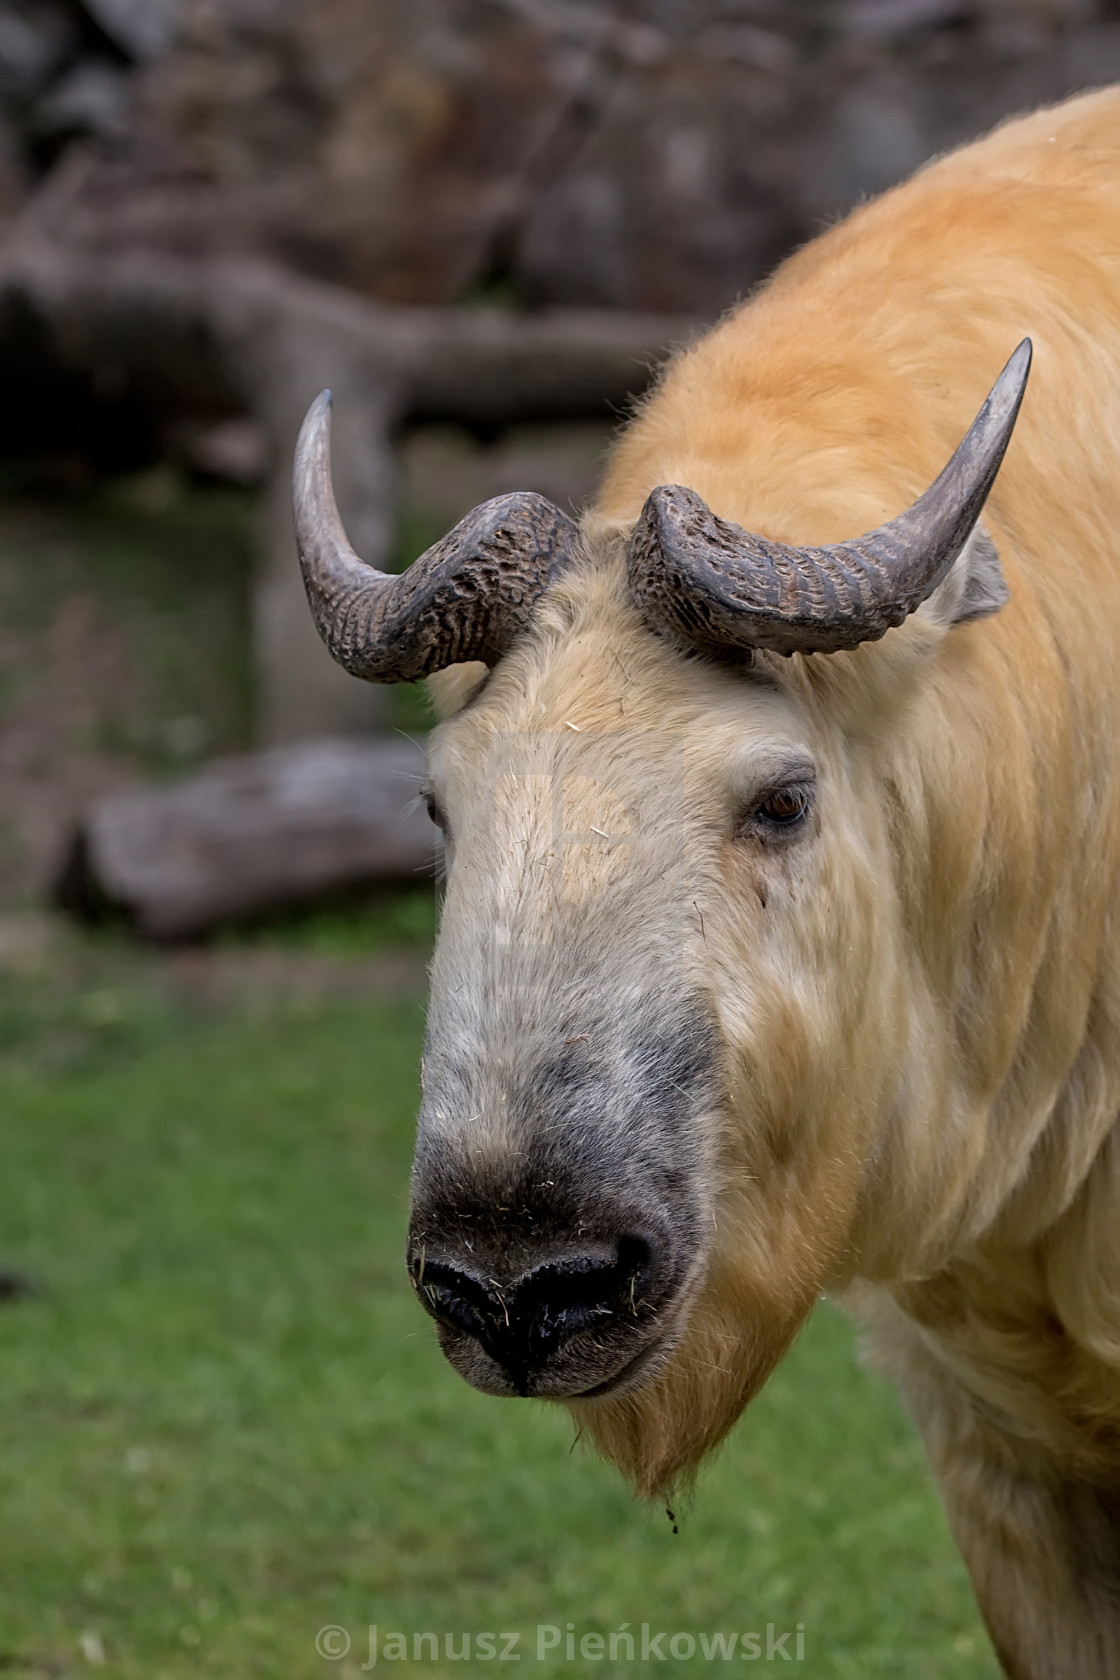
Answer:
565;1245;817;1497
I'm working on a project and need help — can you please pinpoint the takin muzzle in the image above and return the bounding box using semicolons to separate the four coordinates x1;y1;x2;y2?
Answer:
406;991;721;1399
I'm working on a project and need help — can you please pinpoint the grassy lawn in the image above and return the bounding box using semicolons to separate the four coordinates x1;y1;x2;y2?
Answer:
0;929;997;1679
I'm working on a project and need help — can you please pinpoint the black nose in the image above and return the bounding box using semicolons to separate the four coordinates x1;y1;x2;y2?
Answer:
412;1234;654;1388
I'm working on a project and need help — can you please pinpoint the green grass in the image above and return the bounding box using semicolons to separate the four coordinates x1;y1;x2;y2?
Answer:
0;949;997;1679
215;887;440;959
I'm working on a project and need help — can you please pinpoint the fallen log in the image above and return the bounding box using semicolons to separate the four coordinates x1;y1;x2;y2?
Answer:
0;233;699;742
55;736;437;940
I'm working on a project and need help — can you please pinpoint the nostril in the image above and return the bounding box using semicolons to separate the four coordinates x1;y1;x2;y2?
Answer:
410;1258;494;1341
408;1232;663;1379
512;1232;658;1353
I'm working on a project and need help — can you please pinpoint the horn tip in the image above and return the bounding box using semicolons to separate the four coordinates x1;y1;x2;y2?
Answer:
302;389;333;425
1008;338;1033;379
989;337;1032;422
296;390;334;460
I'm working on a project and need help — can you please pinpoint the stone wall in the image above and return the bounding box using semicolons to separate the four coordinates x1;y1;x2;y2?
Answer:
8;0;1120;314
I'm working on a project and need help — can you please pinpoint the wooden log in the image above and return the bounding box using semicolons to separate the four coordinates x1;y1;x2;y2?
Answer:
0;236;699;743
55;737;437;940
0;239;698;425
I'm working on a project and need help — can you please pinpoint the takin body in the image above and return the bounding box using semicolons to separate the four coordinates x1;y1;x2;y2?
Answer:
294;87;1120;1680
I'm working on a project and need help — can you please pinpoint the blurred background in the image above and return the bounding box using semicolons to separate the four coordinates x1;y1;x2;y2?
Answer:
0;2;1112;1675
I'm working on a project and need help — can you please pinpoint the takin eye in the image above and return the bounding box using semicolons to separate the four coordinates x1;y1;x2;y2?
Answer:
422;791;447;832
740;780;815;840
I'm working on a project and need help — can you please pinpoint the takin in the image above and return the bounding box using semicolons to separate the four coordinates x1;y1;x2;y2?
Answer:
293;86;1120;1680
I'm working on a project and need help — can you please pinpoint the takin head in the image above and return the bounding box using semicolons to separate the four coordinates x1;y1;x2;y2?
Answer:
291;342;1030;1496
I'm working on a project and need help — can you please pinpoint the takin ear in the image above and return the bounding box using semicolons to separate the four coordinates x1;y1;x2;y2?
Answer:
811;522;1010;738
916;522;1009;632
426;662;490;719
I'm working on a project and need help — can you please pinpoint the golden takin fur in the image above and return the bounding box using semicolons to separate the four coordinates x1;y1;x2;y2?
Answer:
548;86;1120;1678
415;87;1120;1679
153;74;1083;1680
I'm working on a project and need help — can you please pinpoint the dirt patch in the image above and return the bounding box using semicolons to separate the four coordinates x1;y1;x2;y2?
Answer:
0;911;429;1001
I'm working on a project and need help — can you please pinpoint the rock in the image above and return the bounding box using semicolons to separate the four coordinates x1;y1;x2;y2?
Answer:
0;110;26;214
22;0;1114;315
35;56;131;140
80;0;179;62
844;0;971;35
3;1;1120;313
0;0;76;100
0;1268;40;1300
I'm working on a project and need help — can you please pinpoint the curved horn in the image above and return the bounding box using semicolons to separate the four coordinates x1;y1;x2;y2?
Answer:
627;339;1032;658
294;392;580;682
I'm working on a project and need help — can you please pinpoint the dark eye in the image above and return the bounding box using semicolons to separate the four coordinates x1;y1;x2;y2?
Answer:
423;793;446;831
749;782;814;834
758;786;808;824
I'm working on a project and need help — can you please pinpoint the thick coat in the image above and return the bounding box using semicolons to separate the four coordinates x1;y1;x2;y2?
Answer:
301;86;1120;1680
